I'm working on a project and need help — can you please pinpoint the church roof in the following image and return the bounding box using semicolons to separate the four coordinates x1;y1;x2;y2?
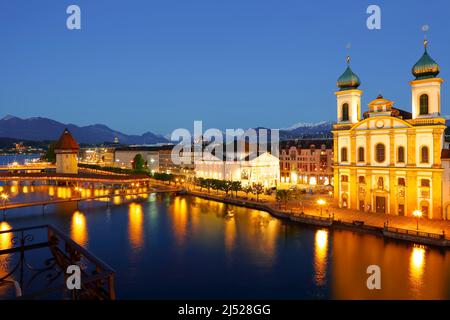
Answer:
55;128;79;151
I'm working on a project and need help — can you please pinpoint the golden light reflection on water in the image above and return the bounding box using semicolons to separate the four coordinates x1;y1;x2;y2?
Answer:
314;229;328;286
0;221;12;279
0;221;12;251
224;217;236;254
409;245;426;296
71;211;88;247
172;197;188;245
128;203;144;249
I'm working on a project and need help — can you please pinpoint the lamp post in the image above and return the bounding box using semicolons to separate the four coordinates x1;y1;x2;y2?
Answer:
413;209;422;231
317;199;326;216
1;193;9;207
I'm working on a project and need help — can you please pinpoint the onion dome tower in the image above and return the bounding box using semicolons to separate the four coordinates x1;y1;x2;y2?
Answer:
410;39;443;119
335;56;362;124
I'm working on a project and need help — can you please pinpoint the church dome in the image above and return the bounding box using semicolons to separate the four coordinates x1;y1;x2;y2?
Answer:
412;40;440;80
337;57;361;91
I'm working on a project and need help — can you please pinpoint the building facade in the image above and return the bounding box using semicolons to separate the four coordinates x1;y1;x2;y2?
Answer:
333;41;448;220
279;139;333;186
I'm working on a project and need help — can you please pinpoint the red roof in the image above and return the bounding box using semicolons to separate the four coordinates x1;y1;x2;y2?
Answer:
55;129;79;151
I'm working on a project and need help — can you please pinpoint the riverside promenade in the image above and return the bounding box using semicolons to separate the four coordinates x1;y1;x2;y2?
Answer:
184;187;450;247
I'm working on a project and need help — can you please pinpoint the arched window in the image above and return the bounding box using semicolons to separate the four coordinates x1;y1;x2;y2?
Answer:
419;94;429;115
421;146;429;163
341;147;348;162
397;146;405;163
375;143;385;163
358;147;365;162
342;103;349;121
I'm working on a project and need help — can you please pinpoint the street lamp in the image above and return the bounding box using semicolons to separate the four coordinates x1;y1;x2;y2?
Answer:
1;193;9;208
317;199;326;216
413;209;422;231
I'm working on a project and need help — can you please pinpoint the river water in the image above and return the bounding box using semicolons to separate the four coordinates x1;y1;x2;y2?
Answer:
0;184;449;299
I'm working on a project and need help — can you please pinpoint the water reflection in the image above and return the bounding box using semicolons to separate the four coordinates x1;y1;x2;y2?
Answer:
172;197;188;245
128;203;144;250
70;211;88;247
409;245;426;297
314;229;328;286
0;222;12;279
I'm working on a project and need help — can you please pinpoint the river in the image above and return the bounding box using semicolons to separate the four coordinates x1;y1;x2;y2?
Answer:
0;184;449;299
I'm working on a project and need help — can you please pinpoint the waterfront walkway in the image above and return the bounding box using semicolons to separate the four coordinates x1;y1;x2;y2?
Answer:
184;187;450;244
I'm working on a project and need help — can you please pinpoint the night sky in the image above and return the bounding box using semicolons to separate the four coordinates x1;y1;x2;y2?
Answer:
0;0;449;135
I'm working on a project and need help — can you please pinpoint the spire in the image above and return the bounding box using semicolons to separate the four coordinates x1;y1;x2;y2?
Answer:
412;32;440;80
337;54;361;91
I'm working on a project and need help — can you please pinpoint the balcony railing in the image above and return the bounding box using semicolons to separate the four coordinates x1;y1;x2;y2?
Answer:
0;225;115;300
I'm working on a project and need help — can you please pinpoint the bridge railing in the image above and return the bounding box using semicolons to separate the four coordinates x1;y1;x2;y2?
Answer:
0;224;115;300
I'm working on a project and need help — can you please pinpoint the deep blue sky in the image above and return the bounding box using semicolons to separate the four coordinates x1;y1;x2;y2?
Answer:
1;0;449;135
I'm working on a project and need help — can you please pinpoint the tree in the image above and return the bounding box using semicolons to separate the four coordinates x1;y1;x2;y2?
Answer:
276;189;291;210
43;141;57;163
242;185;253;198
231;181;242;198
132;154;146;171
253;183;264;202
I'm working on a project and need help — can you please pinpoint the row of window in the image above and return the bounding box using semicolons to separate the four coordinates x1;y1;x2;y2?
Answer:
341;144;429;164
340;94;429;122
341;175;430;187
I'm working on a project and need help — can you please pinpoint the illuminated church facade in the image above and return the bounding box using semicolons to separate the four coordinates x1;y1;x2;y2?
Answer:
333;40;449;220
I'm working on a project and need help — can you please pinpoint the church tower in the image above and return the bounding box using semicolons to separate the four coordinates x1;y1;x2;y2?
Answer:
335;56;362;124
411;39;443;119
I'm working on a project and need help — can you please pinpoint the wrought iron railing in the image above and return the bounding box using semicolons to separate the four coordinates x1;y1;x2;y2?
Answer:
0;224;115;300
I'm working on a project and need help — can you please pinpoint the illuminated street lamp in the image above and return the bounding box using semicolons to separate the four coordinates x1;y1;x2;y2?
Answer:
413;209;422;231
1;193;9;208
317;198;326;216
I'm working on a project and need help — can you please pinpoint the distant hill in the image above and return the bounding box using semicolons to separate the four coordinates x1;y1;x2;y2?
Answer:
0;115;168;145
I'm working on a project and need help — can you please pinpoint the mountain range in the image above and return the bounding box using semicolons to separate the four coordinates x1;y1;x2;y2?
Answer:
0;115;168;145
0;115;448;146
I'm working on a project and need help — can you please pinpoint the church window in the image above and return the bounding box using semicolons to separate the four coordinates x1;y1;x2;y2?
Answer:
358;147;365;162
397;146;405;163
419;94;429;115
342;103;349;121
421;146;429;163
375;143;385;163
341;147;348;162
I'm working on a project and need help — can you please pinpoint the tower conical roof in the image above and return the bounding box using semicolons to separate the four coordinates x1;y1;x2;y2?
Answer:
55;128;79;151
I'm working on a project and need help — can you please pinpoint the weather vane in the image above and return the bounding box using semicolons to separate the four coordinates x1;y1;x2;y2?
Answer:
422;24;429;48
345;43;352;64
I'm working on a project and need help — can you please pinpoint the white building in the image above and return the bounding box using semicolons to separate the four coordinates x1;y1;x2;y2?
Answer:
195;151;280;187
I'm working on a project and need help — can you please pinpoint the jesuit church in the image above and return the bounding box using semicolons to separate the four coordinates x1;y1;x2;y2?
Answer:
333;39;450;220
